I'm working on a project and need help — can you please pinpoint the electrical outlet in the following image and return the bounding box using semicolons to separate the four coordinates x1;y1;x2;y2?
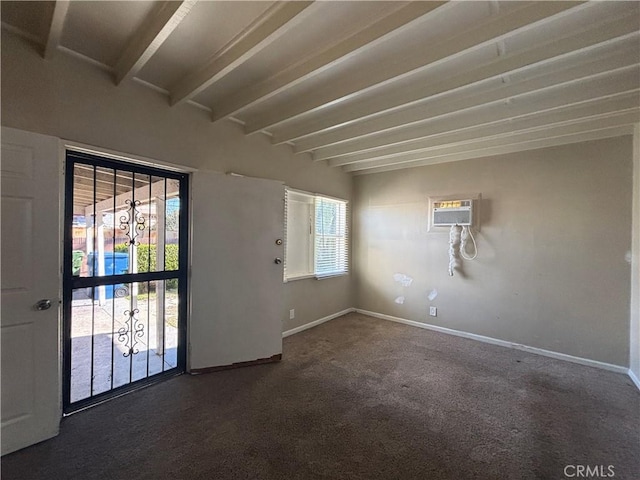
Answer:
429;306;437;317
289;309;295;320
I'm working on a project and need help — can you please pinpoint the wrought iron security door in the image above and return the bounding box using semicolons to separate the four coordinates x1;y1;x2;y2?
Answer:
63;151;188;413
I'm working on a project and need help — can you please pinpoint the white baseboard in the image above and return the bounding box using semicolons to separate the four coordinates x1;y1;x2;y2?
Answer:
629;369;640;390
282;308;355;338
280;307;636;387
356;309;629;375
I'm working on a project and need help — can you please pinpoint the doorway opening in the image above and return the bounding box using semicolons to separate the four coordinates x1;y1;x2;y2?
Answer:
63;151;188;413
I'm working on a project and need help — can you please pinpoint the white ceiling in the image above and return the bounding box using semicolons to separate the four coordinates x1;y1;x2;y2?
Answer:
2;1;639;175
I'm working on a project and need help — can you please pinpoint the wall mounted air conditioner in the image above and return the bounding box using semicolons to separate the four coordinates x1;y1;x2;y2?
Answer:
431;199;473;227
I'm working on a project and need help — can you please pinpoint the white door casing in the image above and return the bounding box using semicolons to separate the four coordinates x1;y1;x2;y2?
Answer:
1;127;61;455
190;172;284;369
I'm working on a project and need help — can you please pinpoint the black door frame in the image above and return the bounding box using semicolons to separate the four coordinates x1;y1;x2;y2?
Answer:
62;150;189;414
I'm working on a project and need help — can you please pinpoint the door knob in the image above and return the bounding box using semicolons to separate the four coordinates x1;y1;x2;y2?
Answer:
34;299;52;311
274;258;282;264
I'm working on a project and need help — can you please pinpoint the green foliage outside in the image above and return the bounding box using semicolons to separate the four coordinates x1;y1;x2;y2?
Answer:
114;243;129;253
72;250;84;276
114;243;179;290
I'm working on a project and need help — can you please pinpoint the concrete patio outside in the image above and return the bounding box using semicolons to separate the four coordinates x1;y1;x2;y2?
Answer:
70;288;179;403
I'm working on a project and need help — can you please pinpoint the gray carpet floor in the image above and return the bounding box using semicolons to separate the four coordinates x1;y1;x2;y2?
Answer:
2;313;639;480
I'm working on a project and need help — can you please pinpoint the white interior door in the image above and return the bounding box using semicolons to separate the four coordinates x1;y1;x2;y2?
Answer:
1;127;61;455
190;172;284;370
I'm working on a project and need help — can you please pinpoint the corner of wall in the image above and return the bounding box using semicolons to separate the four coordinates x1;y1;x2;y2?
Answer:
350;176;365;312
630;123;640;381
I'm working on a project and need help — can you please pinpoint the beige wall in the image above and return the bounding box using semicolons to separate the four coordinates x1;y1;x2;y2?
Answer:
1;30;354;332
354;137;633;366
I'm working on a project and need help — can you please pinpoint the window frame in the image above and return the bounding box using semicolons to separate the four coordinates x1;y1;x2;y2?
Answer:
284;188;349;282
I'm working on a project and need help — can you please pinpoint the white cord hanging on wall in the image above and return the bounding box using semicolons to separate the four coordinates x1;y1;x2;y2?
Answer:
448;224;478;276
460;226;478;260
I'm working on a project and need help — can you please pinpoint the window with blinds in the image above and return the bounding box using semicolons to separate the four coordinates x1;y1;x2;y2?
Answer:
315;197;348;278
284;188;349;281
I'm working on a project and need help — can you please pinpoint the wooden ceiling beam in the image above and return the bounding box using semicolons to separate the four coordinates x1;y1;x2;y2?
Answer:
289;42;639;151
339;110;639;172
278;15;639;146
86;179;179;217
73;183;126;197
169;1;314;107
210;1;446;123
73;173;147;188
73;192;97;202
114;0;198;85
73;164;151;184
43;0;70;59
243;1;584;134
328;96;640;167
312;70;640;161
349;126;634;175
